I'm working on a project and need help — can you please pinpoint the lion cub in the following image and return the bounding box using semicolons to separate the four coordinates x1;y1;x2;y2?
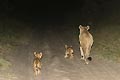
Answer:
33;52;43;76
64;45;74;59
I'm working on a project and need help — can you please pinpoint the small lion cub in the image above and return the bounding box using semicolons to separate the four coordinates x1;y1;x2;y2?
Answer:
64;45;74;59
33;52;43;76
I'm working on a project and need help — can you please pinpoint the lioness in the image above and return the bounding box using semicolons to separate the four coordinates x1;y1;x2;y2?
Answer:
33;52;43;76
64;45;74;59
79;25;93;64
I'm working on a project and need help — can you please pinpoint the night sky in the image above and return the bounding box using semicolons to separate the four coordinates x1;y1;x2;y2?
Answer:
8;0;84;24
1;0;120;25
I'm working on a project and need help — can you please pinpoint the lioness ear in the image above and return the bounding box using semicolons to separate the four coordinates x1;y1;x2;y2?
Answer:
86;26;90;30
79;25;82;29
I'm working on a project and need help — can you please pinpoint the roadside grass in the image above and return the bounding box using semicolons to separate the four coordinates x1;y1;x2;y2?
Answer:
0;57;11;70
92;24;120;62
0;19;32;46
0;18;32;77
0;71;18;80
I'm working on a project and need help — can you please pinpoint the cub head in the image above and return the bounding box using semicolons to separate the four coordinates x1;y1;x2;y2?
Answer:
79;25;90;31
65;45;72;49
34;52;43;59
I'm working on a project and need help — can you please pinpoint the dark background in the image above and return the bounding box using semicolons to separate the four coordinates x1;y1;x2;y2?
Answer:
0;0;120;26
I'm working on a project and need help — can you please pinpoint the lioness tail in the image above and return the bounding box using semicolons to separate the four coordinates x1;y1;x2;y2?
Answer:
87;57;92;61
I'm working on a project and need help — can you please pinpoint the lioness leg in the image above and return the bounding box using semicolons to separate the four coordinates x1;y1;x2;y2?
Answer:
84;58;89;64
80;47;84;60
84;48;90;64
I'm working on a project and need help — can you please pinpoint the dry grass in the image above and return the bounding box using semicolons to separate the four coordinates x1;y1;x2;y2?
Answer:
0;18;33;79
0;58;11;70
92;24;120;62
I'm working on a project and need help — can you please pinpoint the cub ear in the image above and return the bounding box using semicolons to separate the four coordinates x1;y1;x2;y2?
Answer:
34;52;37;56
86;26;90;30
79;25;82;29
70;45;72;47
65;45;68;49
40;52;43;58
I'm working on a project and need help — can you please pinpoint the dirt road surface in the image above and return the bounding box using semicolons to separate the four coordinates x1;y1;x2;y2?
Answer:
2;26;120;80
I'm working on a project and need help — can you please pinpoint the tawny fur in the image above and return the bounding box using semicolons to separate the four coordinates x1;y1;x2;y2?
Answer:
64;45;74;59
33;52;43;76
79;25;93;64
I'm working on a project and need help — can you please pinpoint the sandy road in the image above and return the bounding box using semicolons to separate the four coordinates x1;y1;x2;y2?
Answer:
4;26;120;80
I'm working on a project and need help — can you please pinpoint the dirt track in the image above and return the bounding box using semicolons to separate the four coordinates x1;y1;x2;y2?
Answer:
3;26;120;80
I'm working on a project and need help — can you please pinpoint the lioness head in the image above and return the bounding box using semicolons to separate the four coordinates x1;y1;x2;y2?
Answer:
34;52;43;59
79;25;90;31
